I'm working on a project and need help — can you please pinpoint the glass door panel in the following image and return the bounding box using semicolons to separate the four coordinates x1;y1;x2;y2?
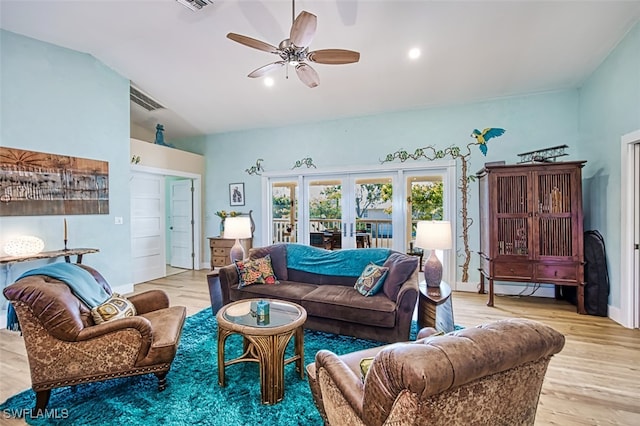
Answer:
354;176;393;249
406;175;445;263
307;178;344;249
271;180;298;244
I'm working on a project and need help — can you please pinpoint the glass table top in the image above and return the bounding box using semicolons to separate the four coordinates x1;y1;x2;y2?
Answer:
222;300;302;328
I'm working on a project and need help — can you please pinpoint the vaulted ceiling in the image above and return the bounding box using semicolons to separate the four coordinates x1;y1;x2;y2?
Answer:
2;1;639;141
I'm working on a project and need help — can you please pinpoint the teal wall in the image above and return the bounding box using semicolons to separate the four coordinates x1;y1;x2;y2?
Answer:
0;30;132;288
2;18;636;311
578;22;640;309
178;90;581;284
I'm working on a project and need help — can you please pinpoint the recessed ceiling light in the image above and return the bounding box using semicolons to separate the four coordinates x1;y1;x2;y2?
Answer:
264;77;274;87
408;48;421;60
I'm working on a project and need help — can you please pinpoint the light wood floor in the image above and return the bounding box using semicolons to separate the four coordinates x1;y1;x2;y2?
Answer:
1;269;639;425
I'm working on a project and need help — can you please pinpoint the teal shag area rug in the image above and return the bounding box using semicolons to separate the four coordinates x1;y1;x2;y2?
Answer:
0;308;425;425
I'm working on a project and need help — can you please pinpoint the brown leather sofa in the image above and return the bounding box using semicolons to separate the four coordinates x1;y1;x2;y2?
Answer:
3;265;186;410
218;244;419;343
306;318;565;426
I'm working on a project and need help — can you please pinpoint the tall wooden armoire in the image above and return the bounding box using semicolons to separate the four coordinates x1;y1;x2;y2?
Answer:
477;161;587;314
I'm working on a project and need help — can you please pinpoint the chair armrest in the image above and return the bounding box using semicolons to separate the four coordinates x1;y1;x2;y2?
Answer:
128;289;170;314
218;264;239;305
416;327;439;340
76;316;153;362
315;350;365;418
393;269;419;340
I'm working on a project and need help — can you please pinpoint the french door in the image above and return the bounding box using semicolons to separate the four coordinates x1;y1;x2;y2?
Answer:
263;162;456;284
303;172;396;250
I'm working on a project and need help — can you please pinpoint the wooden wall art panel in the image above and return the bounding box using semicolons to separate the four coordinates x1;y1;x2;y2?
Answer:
0;147;109;216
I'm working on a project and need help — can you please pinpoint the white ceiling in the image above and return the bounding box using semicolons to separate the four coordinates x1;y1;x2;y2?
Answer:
2;0;639;141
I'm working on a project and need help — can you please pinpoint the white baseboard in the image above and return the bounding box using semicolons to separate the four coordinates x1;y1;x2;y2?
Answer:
199;262;209;270
455;281;556;298
607;304;625;327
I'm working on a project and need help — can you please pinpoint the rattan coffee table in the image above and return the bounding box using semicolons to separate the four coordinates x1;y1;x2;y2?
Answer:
216;298;307;405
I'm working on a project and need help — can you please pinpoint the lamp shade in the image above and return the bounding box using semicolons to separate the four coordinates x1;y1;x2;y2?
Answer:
415;221;452;250
223;216;252;240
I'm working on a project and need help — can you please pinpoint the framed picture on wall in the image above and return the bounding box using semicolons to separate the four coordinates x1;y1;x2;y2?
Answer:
229;183;245;206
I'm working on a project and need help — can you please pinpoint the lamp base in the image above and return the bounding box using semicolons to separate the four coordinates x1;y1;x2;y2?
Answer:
229;239;245;263
423;249;443;288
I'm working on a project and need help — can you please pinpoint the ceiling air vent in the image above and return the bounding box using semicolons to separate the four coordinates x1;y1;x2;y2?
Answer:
175;0;213;12
130;86;165;112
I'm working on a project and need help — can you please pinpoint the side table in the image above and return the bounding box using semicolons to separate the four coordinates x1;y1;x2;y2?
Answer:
217;299;306;405
417;281;455;334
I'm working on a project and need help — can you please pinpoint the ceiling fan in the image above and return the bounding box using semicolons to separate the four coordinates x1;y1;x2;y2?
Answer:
226;0;360;88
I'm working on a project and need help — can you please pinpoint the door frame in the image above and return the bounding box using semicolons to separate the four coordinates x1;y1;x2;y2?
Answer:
619;129;640;328
261;160;457;285
131;164;202;271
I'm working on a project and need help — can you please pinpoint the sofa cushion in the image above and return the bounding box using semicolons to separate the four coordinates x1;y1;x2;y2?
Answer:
249;244;288;280
354;263;389;296
302;286;396;328
235;255;278;288
287;268;357;286
230;280;318;304
382;253;419;301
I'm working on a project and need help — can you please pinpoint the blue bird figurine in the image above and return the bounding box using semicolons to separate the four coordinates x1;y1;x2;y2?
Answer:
471;128;505;155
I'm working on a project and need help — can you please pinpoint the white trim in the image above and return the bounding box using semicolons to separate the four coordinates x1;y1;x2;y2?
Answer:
130;164;203;271
619;129;640;328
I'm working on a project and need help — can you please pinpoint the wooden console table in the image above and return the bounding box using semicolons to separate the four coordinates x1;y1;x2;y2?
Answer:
0;248;99;265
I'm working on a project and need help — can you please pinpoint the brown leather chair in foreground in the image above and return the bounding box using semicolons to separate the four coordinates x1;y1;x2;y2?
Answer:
3;265;186;410
307;318;565;426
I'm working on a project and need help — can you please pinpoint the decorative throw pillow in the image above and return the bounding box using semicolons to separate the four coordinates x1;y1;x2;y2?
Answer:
235;254;279;288
91;293;136;324
354;263;389;296
382;252;419;301
249;244;288;280
359;357;374;382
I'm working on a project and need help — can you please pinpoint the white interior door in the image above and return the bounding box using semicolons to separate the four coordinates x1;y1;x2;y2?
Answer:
130;172;165;284
169;179;194;269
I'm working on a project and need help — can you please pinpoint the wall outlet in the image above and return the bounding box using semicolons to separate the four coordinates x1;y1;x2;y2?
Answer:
115;216;124;225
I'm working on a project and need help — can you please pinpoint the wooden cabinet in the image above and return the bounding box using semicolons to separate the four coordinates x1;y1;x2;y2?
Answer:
477;161;586;314
208;237;252;269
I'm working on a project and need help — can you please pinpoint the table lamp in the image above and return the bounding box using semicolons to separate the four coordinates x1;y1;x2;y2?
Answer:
415;220;452;288
224;216;252;262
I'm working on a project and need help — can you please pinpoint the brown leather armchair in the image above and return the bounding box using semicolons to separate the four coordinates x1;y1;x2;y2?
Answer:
307;318;565;426
3;265;186;410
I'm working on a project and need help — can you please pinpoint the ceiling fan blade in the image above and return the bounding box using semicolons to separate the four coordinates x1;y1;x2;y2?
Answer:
295;63;319;88
307;49;360;65
290;11;317;48
227;33;279;54
248;61;286;78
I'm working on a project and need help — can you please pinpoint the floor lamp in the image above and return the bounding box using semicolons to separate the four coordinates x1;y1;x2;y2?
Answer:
224;216;252;262
415;220;452;288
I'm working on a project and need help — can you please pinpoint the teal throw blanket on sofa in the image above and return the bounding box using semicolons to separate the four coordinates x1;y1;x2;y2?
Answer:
17;263;110;308
286;244;391;277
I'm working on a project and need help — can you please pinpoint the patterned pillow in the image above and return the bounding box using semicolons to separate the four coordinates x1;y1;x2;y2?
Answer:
354;263;389;296
235;254;279;288
91;294;136;324
359;357;374;382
